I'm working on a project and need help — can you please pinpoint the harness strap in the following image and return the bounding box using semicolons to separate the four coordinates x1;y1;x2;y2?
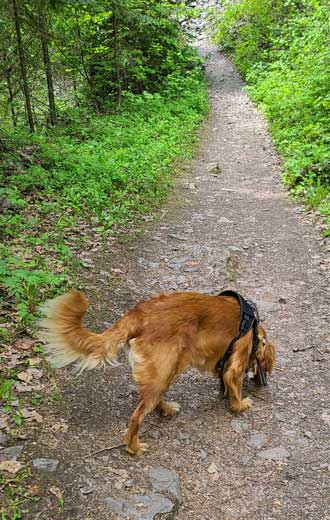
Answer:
216;291;265;383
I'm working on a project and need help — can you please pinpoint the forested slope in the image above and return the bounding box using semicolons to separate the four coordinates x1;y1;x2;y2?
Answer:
213;0;330;234
0;1;207;330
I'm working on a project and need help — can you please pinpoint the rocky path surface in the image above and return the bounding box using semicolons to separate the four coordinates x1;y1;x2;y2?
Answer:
26;43;330;519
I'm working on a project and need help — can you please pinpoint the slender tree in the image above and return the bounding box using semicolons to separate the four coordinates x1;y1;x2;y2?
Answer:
38;8;57;125
2;50;17;128
12;0;34;131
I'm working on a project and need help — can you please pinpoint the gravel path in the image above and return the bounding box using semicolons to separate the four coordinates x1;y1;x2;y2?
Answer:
27;42;330;520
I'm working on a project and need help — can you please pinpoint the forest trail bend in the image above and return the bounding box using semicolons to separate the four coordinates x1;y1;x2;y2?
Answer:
29;43;330;520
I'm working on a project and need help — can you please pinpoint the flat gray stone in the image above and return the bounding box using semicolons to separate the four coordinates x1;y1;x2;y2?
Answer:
0;445;24;461
258;447;290;461
32;458;59;472
247;433;268;449
149;466;182;504
101;493;176;520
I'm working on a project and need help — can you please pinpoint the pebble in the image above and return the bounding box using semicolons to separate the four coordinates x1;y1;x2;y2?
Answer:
207;463;219;474
218;217;233;223
199;449;208;461
225;245;243;254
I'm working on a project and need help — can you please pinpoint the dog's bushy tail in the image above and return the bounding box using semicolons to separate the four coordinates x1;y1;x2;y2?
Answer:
39;290;139;372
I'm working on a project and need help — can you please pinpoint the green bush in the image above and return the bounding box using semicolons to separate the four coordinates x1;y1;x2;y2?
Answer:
213;0;330;226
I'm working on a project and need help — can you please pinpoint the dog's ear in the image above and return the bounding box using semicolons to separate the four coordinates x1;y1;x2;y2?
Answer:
263;341;276;375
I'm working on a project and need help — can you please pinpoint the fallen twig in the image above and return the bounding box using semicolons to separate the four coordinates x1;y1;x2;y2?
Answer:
84;442;125;461
250;393;267;401
293;346;315;353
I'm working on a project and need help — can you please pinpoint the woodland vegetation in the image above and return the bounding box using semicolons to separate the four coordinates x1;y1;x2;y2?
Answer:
213;0;330;232
0;0;207;330
1;2;207;514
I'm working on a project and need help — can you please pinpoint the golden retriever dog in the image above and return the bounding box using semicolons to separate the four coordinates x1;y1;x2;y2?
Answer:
40;290;276;455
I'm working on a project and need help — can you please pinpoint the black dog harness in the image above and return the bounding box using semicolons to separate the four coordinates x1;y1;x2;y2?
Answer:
216;290;267;386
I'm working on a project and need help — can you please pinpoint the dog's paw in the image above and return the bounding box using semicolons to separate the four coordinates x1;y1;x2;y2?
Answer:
158;400;181;417
230;397;252;413
126;442;148;456
240;397;252;411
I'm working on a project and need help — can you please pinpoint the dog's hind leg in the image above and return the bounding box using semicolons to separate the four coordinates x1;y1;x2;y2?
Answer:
125;386;161;456
223;333;253;413
125;339;189;455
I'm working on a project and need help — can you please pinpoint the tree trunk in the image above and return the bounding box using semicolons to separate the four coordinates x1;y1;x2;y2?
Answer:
6;70;17;128
112;5;122;105
12;0;34;132
3;50;17;128
38;9;57;125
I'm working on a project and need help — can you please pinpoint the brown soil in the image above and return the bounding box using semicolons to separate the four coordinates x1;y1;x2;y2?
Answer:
26;43;330;520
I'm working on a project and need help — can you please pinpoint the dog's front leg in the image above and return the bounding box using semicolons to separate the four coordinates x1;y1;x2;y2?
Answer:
223;335;252;413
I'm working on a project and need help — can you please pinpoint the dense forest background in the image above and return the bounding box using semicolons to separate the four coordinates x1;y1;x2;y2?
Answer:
213;0;330;228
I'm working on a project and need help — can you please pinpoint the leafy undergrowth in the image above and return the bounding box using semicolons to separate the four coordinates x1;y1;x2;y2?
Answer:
212;0;330;234
0;69;207;330
0;69;208;518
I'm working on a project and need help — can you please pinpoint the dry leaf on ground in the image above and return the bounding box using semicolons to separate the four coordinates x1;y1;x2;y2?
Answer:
49;486;63;499
15;338;35;351
51;421;69;433
28;357;42;365
21;408;43;423
14;382;34;393
17;371;33;383
0;460;23;474
27;484;44;497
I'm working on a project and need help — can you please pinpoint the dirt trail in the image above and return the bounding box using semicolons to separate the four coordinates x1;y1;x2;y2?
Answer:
28;43;330;519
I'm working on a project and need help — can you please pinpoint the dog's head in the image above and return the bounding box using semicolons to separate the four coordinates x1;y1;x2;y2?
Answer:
251;324;276;385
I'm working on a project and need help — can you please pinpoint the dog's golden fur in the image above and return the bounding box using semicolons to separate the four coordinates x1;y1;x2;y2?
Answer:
40;290;276;455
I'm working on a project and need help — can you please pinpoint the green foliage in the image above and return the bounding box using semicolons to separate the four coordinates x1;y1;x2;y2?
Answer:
213;0;330;224
2;69;207;228
0;0;201;126
0;256;65;326
0;464;31;520
0;69;207;325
